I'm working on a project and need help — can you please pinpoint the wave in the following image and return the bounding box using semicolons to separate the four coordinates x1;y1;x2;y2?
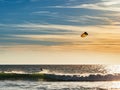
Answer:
0;72;120;81
2;71;25;74
0;65;107;74
0;80;120;90
0;69;107;77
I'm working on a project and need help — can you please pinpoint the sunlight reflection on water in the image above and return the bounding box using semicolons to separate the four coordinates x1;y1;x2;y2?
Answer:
105;65;120;74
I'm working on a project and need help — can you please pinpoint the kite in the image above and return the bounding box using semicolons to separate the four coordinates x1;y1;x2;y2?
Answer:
81;32;88;38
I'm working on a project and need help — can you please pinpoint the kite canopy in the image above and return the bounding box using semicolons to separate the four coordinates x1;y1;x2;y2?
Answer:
81;32;88;38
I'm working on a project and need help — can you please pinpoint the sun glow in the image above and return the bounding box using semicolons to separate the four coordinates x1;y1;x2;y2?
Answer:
106;65;120;74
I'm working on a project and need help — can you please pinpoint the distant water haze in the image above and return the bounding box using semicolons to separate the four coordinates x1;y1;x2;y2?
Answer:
0;65;119;75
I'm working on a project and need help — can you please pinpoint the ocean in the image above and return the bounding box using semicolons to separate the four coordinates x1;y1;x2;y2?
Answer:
0;65;120;90
0;65;107;74
0;81;120;90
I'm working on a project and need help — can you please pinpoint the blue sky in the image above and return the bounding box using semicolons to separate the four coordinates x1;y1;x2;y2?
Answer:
0;0;120;64
0;0;120;46
0;0;110;24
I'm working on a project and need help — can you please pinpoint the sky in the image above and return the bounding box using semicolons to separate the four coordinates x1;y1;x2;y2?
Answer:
0;0;120;64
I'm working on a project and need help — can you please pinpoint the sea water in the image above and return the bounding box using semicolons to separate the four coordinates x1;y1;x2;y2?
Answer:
0;81;120;90
0;65;120;90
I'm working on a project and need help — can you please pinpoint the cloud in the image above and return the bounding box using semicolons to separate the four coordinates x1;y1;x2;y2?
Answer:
1;33;120;53
0;22;120;48
0;34;69;46
31;10;120;26
31;11;59;17
0;23;120;53
50;0;120;12
66;15;113;25
0;23;120;34
32;11;50;14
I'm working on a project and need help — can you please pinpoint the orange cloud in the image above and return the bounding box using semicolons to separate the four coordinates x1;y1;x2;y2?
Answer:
1;33;120;53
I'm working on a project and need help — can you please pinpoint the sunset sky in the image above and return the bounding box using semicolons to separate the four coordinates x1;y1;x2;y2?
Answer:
0;0;120;64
